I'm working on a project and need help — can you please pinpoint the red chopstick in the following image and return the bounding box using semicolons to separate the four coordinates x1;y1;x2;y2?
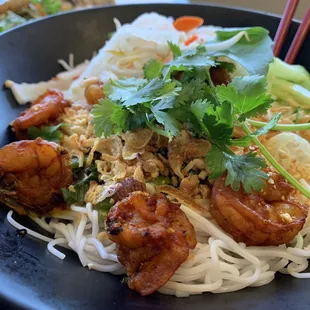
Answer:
284;7;310;64
273;0;300;57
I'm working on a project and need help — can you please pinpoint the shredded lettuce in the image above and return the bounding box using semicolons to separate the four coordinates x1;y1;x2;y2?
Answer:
214;27;274;76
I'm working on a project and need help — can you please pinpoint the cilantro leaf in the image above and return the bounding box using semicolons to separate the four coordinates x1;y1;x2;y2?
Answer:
151;106;180;137
215;75;274;121
167;41;182;58
191;100;234;144
111;106;129;133
177;78;207;106
180;67;210;82
143;59;163;80
163;45;216;78
152;97;175;110
204;102;234;144
92;78;180;137
104;78;146;102
28;123;64;143
91;99;118;137
126;113;147;131
206;146;268;193
123;78;181;107
190;99;210;121
168;106;202;137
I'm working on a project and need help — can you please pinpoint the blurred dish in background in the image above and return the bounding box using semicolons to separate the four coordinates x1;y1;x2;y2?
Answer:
0;0;115;33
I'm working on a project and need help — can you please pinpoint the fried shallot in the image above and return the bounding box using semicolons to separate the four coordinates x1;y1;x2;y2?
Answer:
168;130;210;178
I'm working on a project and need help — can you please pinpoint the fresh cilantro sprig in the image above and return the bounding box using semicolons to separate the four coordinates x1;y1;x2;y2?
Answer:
207;146;268;192
91;44;216;139
190;99;234;145
197;76;310;197
91;43;274;193
92;99;128;138
186;74;275;192
123;78;181;107
143;59;163;80
167;41;182;58
215;75;274;121
90;37;310;197
162;45;216;78
92;77;182;138
104;77;146;102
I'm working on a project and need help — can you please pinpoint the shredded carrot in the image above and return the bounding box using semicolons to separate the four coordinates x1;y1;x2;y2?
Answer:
173;16;204;32
184;35;199;46
35;3;46;16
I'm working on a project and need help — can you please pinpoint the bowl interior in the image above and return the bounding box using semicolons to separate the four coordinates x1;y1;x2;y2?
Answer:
0;4;310;310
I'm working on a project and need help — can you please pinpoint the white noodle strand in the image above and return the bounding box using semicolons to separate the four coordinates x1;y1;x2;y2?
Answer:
47;238;67;260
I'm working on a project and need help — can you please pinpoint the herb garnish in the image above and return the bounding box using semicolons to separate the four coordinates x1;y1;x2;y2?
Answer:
62;163;98;205
91;29;310;198
28;123;65;143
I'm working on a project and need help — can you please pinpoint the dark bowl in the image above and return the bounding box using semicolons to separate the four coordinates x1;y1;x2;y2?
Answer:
1;3;310;310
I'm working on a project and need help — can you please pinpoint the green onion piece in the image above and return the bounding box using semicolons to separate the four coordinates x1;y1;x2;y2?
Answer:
247;119;310;131
241;122;310;199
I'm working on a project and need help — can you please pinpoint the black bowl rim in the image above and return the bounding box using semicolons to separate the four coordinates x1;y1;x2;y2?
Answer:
0;2;302;37
0;3;307;310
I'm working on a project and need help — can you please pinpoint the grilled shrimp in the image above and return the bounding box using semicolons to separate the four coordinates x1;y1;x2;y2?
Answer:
107;191;197;295
12;89;70;138
210;172;308;246
0;138;72;215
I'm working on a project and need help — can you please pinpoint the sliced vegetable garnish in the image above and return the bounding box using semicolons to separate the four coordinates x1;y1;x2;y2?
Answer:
173;16;204;32
185;35;199;46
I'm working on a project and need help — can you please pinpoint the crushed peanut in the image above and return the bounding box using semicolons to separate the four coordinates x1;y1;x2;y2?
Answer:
280;213;293;223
